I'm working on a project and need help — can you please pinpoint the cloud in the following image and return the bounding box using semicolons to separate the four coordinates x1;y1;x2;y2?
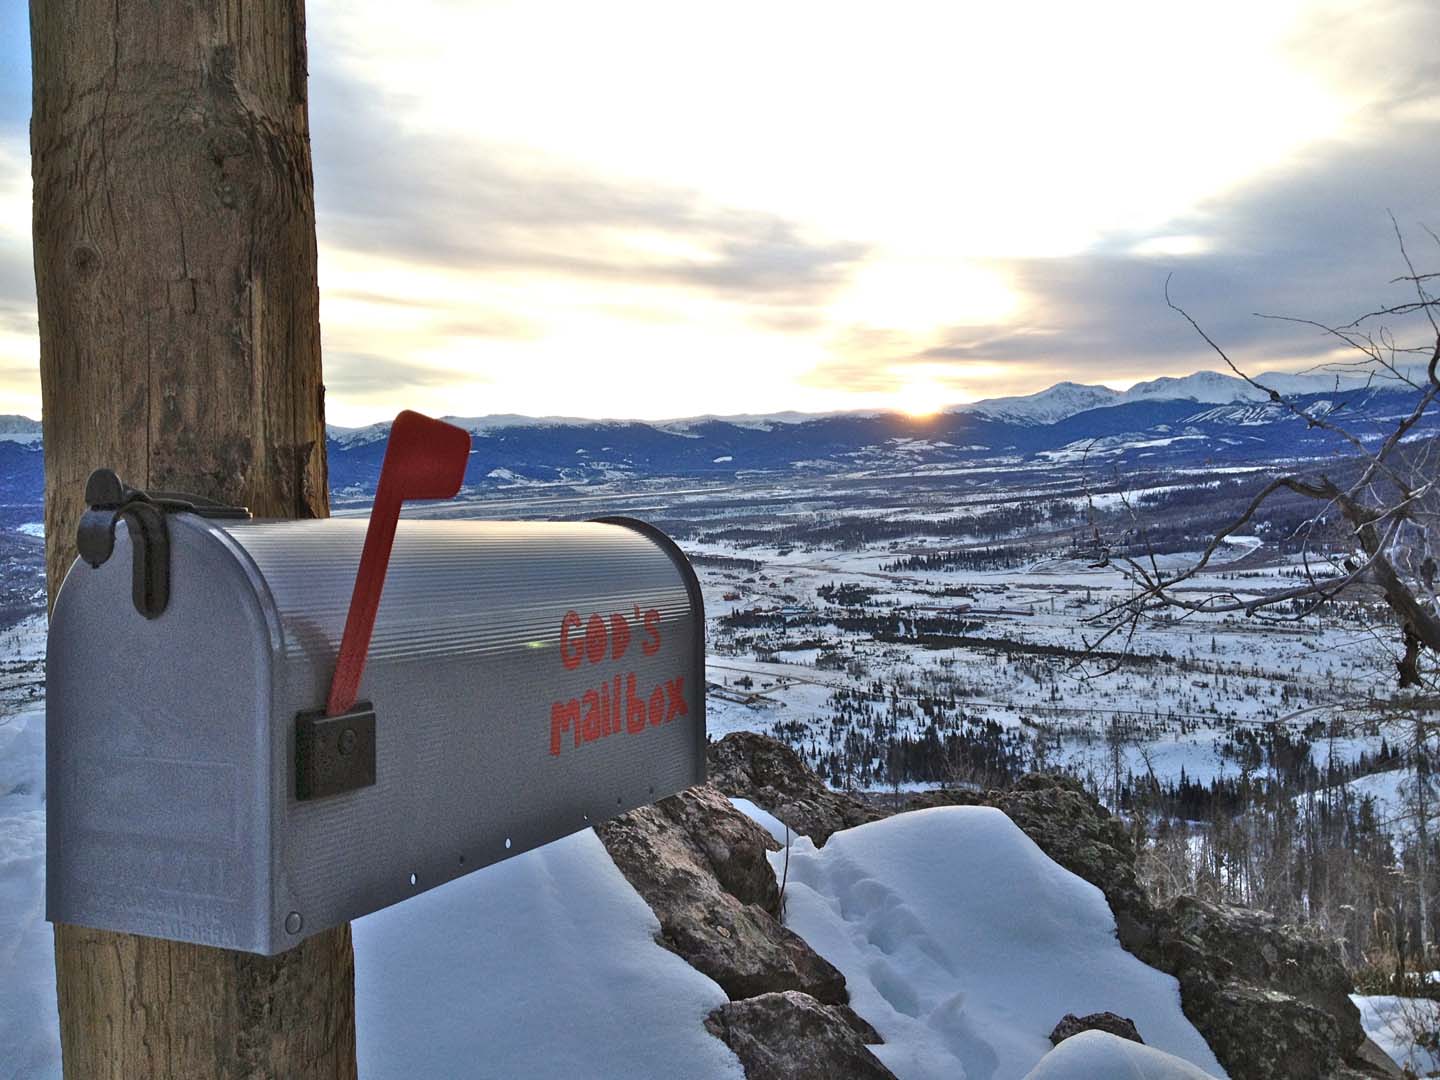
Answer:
429;314;542;341
308;67;865;311
321;352;478;397
794;0;1440;398
803;106;1440;396
0;244;33;316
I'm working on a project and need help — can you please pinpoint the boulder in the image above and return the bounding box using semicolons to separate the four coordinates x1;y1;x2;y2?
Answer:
1146;896;1372;1080
707;731;882;845
1163;895;1365;1055
595;783;848;1004
902;788;988;811
1049;1011;1145;1046
704;991;898;1080
991;773;1377;1080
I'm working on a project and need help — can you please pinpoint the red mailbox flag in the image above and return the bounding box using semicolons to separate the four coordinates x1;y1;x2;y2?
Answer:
326;410;471;716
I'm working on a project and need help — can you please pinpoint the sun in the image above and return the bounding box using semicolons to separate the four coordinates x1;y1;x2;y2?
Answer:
893;379;947;418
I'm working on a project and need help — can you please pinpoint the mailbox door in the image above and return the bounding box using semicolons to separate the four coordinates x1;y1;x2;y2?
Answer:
47;517;278;952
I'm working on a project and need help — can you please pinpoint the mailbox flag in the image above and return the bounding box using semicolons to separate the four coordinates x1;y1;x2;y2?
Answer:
375;409;472;500
327;411;471;715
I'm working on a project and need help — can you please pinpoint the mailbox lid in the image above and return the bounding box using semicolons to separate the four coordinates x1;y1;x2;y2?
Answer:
219;517;698;668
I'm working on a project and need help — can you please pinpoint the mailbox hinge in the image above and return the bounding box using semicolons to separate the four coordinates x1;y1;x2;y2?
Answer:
76;469;251;619
295;701;377;800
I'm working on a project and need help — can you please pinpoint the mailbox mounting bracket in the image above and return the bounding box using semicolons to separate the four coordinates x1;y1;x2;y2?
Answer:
295;701;377;801
76;468;251;619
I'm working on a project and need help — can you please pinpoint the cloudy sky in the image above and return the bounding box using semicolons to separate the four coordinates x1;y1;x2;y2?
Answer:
0;1;1436;425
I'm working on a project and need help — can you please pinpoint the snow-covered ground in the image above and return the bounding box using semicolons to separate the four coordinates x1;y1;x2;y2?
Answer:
760;805;1227;1079
1;459;1428;1076
1022;1031;1220;1080
1350;994;1440;1077
354;829;745;1079
5;698;1230;1079
682;508;1400;798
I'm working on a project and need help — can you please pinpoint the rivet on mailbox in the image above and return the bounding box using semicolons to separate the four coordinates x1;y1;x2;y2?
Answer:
47;411;706;954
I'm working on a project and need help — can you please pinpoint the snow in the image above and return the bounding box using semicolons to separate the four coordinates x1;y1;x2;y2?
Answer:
1021;1030;1221;1079
0;704;743;1080
14;522;43;538
766;806;1226;1079
950;366;1413;428
959;383;1121;426
1352;993;1440;1076
3;693;1231;1079
3;720;1233;1080
354;829;744;1080
0;707;57;1080
728;797;793;847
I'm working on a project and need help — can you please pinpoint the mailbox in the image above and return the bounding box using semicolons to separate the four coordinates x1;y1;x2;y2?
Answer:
47;413;705;954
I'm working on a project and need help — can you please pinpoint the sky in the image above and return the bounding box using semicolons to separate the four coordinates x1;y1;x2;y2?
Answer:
0;1;1437;425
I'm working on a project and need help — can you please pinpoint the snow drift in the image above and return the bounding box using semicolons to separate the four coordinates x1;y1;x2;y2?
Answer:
766;805;1227;1079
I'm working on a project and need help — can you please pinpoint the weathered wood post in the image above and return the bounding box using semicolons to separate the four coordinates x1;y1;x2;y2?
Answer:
30;1;357;1074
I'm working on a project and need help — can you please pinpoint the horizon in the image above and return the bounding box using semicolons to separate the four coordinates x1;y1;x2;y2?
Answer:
1;1;1437;425
1;359;1424;430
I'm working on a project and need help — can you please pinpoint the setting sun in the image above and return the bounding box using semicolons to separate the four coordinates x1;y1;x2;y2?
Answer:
894;379;949;418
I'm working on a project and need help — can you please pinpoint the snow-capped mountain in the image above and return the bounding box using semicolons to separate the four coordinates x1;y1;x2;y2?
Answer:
954;367;1418;426
0;415;43;444
955;382;1122;425
3;367;1435;504
326;413;619;447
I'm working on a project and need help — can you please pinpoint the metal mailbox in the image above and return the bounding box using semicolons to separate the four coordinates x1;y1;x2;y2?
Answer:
47;413;705;954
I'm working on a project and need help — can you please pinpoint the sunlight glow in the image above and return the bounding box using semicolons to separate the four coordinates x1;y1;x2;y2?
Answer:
0;1;1416;421
836;258;1019;335
893;379;950;418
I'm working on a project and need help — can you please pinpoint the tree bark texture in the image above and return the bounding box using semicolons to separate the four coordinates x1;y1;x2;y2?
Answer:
31;2;353;1076
32;0;330;597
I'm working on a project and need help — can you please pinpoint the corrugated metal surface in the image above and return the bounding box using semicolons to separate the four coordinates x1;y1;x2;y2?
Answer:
49;512;705;954
223;519;691;663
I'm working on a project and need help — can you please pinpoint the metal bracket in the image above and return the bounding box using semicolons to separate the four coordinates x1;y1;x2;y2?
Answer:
295;701;377;801
75;468;250;619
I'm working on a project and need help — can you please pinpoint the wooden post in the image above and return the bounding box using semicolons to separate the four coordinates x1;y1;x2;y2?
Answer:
30;1;356;1075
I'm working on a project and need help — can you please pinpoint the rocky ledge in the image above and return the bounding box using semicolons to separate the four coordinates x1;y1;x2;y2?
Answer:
596;781;893;1078
709;733;1400;1080
593;732;1400;1079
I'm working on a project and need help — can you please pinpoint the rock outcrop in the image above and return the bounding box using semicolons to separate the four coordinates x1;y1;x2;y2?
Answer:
987;775;1380;1080
713;733;1392;1080
595;783;848;1004
707;732;882;844
998;777;1393;1080
704;992;897;1080
596;781;895;1078
1049;1011;1145;1046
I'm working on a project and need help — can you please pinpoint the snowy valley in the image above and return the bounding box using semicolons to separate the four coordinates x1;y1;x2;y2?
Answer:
2;368;1437;1078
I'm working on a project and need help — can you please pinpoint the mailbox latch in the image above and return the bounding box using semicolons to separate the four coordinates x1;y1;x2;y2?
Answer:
76;468;250;619
295;702;377;800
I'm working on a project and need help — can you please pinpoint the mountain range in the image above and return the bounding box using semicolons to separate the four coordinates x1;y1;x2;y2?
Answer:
0;368;1432;505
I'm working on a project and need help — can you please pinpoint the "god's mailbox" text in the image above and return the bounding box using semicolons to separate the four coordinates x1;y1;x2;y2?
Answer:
549;606;688;755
